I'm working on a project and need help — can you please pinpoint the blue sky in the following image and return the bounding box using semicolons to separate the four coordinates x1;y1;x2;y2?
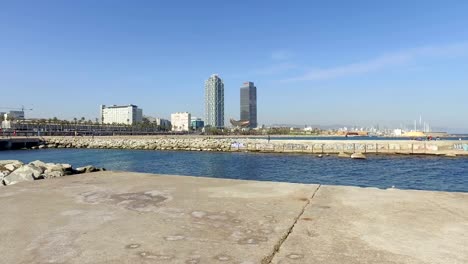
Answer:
1;0;468;132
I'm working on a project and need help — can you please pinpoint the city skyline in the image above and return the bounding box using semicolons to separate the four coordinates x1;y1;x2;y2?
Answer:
1;1;468;132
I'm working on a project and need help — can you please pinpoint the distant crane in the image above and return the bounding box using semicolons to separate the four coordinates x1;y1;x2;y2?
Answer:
0;106;33;120
0;106;33;112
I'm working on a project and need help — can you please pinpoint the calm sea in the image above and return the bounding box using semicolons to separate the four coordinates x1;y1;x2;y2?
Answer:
1;149;467;192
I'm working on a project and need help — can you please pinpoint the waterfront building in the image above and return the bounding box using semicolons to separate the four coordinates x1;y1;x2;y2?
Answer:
143;116;172;130
171;112;191;132
204;74;224;128
191;117;205;130
240;81;257;128
100;105;143;125
155;118;171;130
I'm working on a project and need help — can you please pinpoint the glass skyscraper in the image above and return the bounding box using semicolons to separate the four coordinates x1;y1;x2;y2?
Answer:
240;81;257;128
204;74;224;128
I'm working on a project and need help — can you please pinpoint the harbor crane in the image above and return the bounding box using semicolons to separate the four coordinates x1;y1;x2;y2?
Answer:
0;106;33;112
0;106;33;120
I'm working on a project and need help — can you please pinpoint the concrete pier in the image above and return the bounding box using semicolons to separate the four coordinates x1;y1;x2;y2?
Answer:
40;136;468;156
0;137;42;150
0;172;466;263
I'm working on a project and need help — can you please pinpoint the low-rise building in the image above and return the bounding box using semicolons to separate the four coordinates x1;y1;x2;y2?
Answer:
100;105;143;125
156;118;171;130
191;117;204;130
171;112;191;132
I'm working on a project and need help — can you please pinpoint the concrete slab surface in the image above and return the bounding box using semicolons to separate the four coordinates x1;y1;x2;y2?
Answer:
272;185;468;264
0;172;467;264
0;172;317;264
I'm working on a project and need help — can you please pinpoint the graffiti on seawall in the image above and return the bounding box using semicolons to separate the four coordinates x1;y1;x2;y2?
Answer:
453;144;468;151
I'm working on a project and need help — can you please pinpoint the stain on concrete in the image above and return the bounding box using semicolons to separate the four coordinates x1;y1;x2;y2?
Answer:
191;211;207;218
287;253;304;259
79;190;172;212
214;254;231;261
238;236;268;245
138;251;174;260
164;235;185;241
80;191;109;204
231;218;242;224
125;243;141;249
60;210;83;216
260;228;273;234
306;229;319;237
110;192;168;211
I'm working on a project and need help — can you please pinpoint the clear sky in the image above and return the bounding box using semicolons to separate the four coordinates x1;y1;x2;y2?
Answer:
1;0;468;132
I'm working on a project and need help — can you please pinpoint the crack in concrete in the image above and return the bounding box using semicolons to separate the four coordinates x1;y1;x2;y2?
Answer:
262;184;322;264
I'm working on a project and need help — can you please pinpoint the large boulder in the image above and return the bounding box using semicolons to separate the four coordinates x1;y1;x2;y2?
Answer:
29;160;48;170
61;164;72;170
3;164;43;185
4;164;19;172
16;164;44;179
43;163;73;176
43;171;64;179
0;160;23;166
0;160;24;172
76;165;98;173
0;171;8;184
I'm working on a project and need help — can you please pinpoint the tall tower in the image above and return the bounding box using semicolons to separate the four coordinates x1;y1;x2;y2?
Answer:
204;74;224;128
240;81;257;128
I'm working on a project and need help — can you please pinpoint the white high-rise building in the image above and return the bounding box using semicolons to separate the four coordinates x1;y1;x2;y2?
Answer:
171;112;191;132
100;105;143;125
205;74;224;128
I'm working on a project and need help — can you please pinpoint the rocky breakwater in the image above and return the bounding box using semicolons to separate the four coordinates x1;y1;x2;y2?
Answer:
43;137;239;152
0;160;105;186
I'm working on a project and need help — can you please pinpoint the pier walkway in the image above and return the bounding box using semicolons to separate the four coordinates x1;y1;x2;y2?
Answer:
0;172;466;263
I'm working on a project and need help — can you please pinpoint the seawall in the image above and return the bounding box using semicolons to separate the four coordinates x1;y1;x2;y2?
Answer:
40;136;468;156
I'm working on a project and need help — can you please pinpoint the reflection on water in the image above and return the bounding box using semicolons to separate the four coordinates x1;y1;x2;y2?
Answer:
1;149;467;192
